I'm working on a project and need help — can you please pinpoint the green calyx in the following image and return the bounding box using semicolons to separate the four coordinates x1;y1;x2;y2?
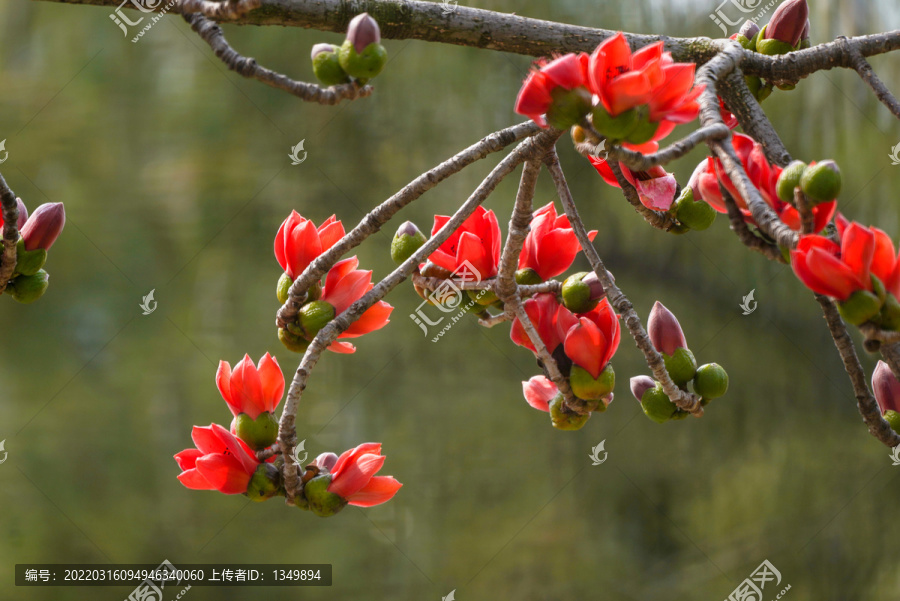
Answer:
569;363;615;401
515;268;544;286
234;412;279;451
800;161;842;203
546;87;592;131
338;39;387;80
756;37;795;56
467;288;497;307
9;269;49;304
276;272;293;304
14;238;47;277
673;186;717;231
549;396;590;431
884;410;900;434
776;160;808;204
663;347;697;385
303;473;348;517
624;108;659;145
837;289;882;326
693;363;729;400
875;293;900;331
245;463;284;503
390;229;426;265
591;104;640;142
312;48;351;86
561;272;598;314
278;327;310;354
299;300;336;338
640;384;678;424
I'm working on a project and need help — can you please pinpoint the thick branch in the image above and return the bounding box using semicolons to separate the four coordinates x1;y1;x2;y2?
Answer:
719;70;791;167
180;0;260;19
0;174;20;293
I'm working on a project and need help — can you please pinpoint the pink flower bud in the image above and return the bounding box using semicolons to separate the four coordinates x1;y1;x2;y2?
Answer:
740;21;760;40
310;43;338;60
630;375;656;403
20;202;65;251
346;13;381;54
647;301;688;356
311;452;339;472
765;0;809;47
15;198;27;229
582;271;608;302
872;360;900;415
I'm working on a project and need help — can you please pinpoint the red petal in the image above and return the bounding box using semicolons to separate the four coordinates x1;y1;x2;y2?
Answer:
804;247;865;300
515;71;553;117
342;300;393;337
564;318;606;379
195;454;253;494
588;32;633;95
840;223;875;288
604;70;652;115
329;453;385;498
231;354;265;420
347;476;403;507
177;468;215;491
332;443;382;477
257;353;284;414
174;449;203;471
522;375;557;412
286;219;323;280
541;53;586;90
317;216;345;252
215;361;238;416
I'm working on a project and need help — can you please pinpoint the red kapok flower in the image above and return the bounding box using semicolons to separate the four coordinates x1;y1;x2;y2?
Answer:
429;206;501;279
560;298;621;379
522;375;559;412
174;424;261;494
510;292;565;354
327;443;402;507
216;353;284;420
587;33;703;142
518;203;597;280
590;141;678;211
514;53;590;128
274;211;345;280
318;257;394;354
790;222;876;301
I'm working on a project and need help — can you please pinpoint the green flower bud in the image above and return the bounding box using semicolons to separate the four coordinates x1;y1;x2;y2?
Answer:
338;38;388;80
304;473;348;517
876;294;900;331
671;409;691;420
561;272;597;314
390;221;427;265
9;269;49;304
311;43;350;86
800;160;842;203
570;363;615;401
467;288;497;307
673;186;717;231
420;261;452;279
756;83;773;102
299;300;336;338
756;37;795;56
13;238;47;277
693;363;729;400
549;396;590;431
234;411;279;451
884;410;900;434
663;347;697;385
276;272;293;304
546;87;593;131
245;463;283;503
640;384;677;424
837;289;883;326
278;327;310;354
515;268;543;286
591;105;640;142
776;160;808;203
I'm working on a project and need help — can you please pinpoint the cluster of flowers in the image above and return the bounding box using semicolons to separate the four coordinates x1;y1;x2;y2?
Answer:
0;199;65;303
310;13;388;87
174;353;402;516
274;211;393;354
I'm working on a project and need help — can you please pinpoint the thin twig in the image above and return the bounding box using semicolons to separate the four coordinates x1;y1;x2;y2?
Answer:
720;187;783;262
841;38;900;119
410;273;560;297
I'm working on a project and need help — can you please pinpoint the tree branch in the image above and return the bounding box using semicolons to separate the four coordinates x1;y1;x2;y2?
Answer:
0;173;20;294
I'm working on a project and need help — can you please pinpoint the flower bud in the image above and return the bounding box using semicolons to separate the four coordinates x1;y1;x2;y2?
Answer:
693;363;729;400
664;347;697;385
339;14;387;80
14;238;47;277
303;473;348;517
233;411;279;451
390;221;426;265
278;327;310;353
800;160;842;203
299;300;336;338
5;197;28;229
630;375;656;403
310;452;339;472
562;272;598;313
346;12;381;54
549;396;590;431
872;360;900;416
673;185;716;231
311;43;350;87
20;202;65;251
9;269;49;303
740;20;761;41
776;160;808;203
837;289;882;326
640;383;677;424
276;272;293;304
245;463;283;502
419;261;452;279
570;363;615;401
765;0;809;47
648;301;688;356
798;20;810;49
515;268;543;286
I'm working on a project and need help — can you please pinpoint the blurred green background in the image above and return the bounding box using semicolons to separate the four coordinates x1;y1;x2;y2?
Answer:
0;0;899;599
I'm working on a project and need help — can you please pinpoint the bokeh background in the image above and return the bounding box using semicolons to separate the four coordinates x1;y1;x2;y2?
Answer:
0;0;899;599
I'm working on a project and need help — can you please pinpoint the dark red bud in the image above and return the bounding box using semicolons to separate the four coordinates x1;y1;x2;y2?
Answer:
20;202;65;251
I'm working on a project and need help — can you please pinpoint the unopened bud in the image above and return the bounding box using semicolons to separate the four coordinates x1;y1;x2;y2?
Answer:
9;269;49;303
311;43;350;86
339;14;387;80
739;20;760;41
765;0;809;47
872;360;900;416
233;412;279;451
630;375;656;403
245;463;283;502
310;452;339;472
391;221;426;265
776;160;808;204
346;12;381;54
800;160;842;203
648;301;688;356
304;473;348;517
693;363;729;400
20;202;65;251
